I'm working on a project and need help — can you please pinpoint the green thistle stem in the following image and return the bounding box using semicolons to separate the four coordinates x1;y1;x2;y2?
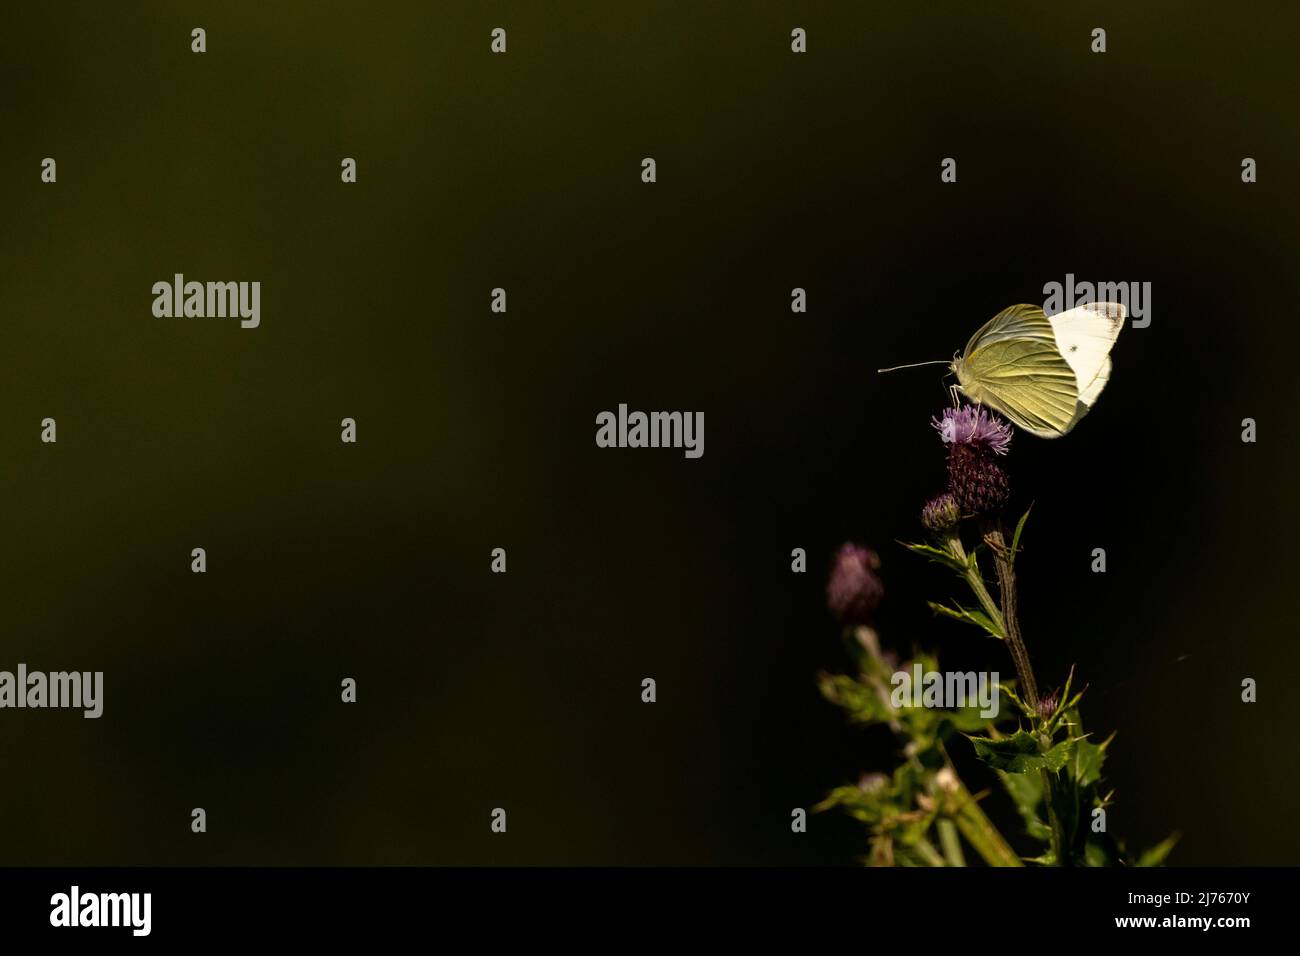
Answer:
954;519;1065;864
1040;768;1067;866
982;525;1039;711
936;818;966;866
944;535;1006;636
981;521;1069;863
913;836;948;867
938;761;1022;867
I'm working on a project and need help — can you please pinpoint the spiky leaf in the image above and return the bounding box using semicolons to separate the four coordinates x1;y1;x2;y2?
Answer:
1009;504;1032;567
968;731;1072;773
1070;735;1110;788
927;601;1005;639
901;540;968;574
999;769;1050;841
1135;833;1181;867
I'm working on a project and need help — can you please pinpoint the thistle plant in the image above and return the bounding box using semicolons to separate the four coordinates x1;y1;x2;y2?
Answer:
817;405;1178;867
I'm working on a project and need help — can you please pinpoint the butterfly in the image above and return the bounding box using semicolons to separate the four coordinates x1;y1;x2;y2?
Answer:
880;302;1125;437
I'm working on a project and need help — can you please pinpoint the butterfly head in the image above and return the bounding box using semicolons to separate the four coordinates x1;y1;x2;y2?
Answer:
950;351;969;386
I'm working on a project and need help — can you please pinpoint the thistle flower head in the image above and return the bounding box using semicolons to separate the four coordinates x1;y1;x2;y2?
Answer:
947;444;1010;514
1035;690;1060;721
827;543;884;626
932;405;1013;456
935;406;1012;514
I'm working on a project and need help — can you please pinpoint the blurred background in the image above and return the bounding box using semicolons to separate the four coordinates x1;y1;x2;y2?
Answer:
1;1;1296;864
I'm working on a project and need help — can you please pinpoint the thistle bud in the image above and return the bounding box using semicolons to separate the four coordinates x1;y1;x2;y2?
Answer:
827;543;884;626
1035;690;1060;721
921;493;961;533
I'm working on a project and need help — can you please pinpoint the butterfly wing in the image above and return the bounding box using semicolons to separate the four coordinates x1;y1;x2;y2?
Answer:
955;304;1080;437
1047;301;1125;408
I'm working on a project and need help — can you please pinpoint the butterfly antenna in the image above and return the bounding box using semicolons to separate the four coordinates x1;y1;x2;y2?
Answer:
876;359;950;373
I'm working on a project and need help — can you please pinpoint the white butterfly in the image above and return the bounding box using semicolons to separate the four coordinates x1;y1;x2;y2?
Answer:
950;301;1126;437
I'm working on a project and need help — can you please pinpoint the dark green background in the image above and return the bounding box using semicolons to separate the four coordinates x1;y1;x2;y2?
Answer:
2;2;1296;864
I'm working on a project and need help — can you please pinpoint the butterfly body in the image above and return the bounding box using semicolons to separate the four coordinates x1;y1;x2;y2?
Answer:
952;302;1125;437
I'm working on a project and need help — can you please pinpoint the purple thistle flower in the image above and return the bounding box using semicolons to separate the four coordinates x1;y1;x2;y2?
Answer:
1036;690;1061;721
931;406;1013;515
947;444;1011;514
932;405;1013;456
827;543;885;626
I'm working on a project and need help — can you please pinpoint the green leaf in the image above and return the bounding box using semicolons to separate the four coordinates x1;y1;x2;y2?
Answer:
817;673;892;725
1009;504;1032;567
967;731;1072;773
941;706;997;732
999;769;1050;841
1084;839;1117;867
927;601;1005;639
1000;684;1034;718
1058;665;1076;710
813;785;872;815
1070;734;1111;788
1135;833;1181;867
901;540;969;574
1057;672;1087;719
1048;765;1081;863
